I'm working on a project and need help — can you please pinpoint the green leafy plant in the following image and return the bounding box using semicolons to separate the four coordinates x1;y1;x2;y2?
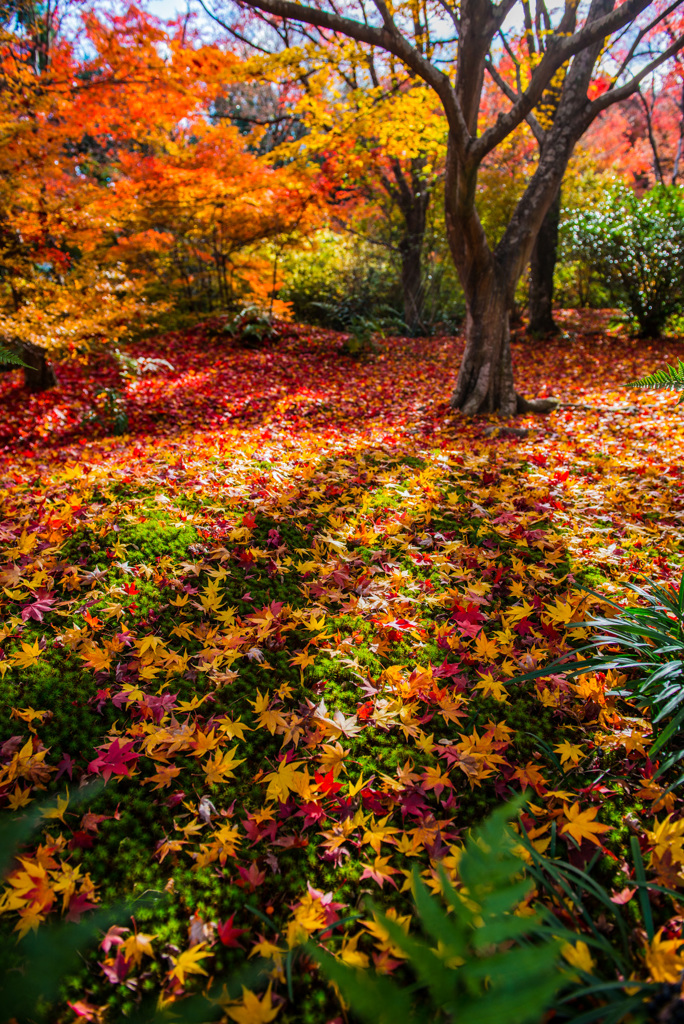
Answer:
511;575;684;764
570;578;684;760
0;343;28;368
221;305;279;348
87;386;129;435
563;183;684;337
520;828;662;1024
311;800;663;1024
113;347;174;379
311;799;566;1024
627;359;684;401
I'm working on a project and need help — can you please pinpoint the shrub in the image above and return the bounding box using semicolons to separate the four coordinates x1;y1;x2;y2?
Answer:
563;183;684;337
280;229;403;332
218;305;280;348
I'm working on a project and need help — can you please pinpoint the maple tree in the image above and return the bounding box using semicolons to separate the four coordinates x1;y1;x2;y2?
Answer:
0;2;320;392
206;0;684;415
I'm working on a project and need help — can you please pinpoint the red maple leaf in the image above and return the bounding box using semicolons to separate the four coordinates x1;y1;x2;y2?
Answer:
217;913;247;948
21;590;55;622
88;738;139;782
236;862;266;891
314;769;342;796
66;891;98;922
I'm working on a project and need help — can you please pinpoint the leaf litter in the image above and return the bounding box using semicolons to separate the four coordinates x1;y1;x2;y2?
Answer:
1;311;684;1016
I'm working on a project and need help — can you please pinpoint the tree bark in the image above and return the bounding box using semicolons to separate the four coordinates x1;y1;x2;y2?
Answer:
450;279;518;415
528;188;561;337
384;157;430;336
22;343;57;392
399;227;425;335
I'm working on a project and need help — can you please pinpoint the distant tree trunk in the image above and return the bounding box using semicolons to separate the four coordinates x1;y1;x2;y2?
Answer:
399;218;426;335
528;189;561;337
22;343;57;391
384;156;430;336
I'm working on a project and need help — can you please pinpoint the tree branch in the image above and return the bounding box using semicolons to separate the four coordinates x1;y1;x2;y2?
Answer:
587;32;684;119
611;0;684;82
471;0;655;163
235;0;471;150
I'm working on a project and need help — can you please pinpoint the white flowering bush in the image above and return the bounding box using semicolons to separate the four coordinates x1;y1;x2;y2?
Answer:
563;184;684;338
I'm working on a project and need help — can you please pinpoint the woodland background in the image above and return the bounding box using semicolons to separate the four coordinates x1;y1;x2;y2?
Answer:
4;2;684;1024
2;0;684;383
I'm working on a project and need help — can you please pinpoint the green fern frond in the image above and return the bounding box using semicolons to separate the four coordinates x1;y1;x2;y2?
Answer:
0;343;27;368
627;360;684;392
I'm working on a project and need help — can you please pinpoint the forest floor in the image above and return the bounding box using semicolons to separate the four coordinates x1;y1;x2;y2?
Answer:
1;310;684;1022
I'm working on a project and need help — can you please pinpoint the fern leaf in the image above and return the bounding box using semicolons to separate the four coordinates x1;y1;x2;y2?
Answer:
0;343;28;368
627;360;684;392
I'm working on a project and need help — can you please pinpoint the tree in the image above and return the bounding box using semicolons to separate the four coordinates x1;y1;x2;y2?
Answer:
209;0;684;414
111;120;321;315
0;1;188;390
294;75;446;334
199;8;447;333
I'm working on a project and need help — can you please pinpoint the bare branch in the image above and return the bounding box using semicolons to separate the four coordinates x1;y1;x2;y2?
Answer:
588;32;684;119
195;0;272;53
612;0;683;81
484;56;518;102
484;57;545;143
471;0;657;163
433;0;460;33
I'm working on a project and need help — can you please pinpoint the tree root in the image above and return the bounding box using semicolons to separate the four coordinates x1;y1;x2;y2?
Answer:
516;394;560;414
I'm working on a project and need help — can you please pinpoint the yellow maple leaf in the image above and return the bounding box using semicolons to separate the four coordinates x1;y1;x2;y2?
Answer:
262;760;310;802
472;631;499;661
217;716;252;741
644;929;684;982
189;727;221;758
225;983;281;1024
12;638;41;669
176;694;210;713
42;788;69;825
6;785;32;810
288;647;317;677
561;940;594;974
144;765;182;790
544;597;577;625
561;803;611;846
646;814;684;864
473;672;509;702
13;905;45;939
79;643;112;673
203;747;244;786
137;635;163;656
249;689;270;714
120;931;157;967
339;931;369;968
199;578;224;612
168;942;213;984
554;740;585;766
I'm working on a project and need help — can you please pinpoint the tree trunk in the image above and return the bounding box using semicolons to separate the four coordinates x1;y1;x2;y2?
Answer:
450;280;518;416
384;156;430;336
22;343;57;391
528;188;561;337
399;233;425;335
443;131;564;417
